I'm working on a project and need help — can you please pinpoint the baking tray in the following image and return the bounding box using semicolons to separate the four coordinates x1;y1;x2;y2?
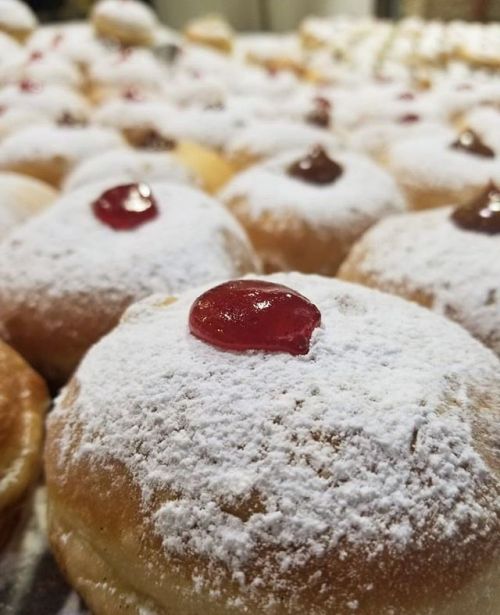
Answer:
0;487;88;615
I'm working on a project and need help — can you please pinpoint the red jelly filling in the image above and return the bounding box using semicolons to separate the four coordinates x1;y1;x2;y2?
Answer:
122;87;144;102
19;79;40;93
399;113;420;124
92;183;158;230
288;145;343;185
450;130;495;158
397;91;415;101
189;280;321;355
451;182;500;234
29;51;43;62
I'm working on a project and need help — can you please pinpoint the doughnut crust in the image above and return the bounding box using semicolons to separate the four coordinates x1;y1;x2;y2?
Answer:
220;150;405;274
338;207;500;357
0;182;259;384
0;339;48;549
45;274;500;614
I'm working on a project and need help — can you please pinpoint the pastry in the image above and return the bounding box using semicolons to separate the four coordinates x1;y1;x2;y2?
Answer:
220;145;405;274
225;119;339;170
0;339;48;549
383;129;499;210
0;172;57;239
45;272;500;615
0;81;90;124
339;183;500;356
0;0;37;42
63;147;199;192
184;16;233;54
91;0;158;47
0;124;125;187
0;181;258;383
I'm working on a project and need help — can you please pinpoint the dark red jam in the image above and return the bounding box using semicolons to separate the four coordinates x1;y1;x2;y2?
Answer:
314;96;332;111
189;280;321;355
450;130;495;158
288;145;343;185
306;96;332;128
29;51;43;62
306;106;330;128
92;183;159;230
398;113;420;124
205;102;225;111
52;33;63;48
451;182;500;234
58;112;87;127
19;79;40;93
135;129;177;151
122;87;145;102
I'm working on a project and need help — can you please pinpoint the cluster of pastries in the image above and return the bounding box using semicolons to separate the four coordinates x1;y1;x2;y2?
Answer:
0;1;498;614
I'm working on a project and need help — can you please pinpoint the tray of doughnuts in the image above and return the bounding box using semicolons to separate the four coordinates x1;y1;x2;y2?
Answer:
0;0;498;613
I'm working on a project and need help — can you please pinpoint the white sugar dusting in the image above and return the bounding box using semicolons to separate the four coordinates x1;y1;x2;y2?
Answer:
63;148;198;192
226;120;339;159
49;273;500;609
387;133;500;191
344;207;500;356
0;181;257;312
220;149;405;229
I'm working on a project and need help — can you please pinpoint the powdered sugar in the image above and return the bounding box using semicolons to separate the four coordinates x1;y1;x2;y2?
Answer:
0;0;37;32
93;99;179;133
92;0;157;30
0;125;124;168
89;49;167;90
0;83;90;121
220;149;405;229
226;120;339;160
0;172;55;238
0;107;48;140
343;207;500;356
0;181;257;309
63;148;198;192
0;50;83;89
50;272;499;609
387;133;500;191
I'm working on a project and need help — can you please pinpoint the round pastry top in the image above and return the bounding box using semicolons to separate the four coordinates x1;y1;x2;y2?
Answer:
0;124;125;166
163;71;227;108
348;120;453;157
344;206;500;352
387;132;500;191
225;64;301;100
26;22;105;67
462;106;500;153
0;181;256;302
0;172;57;238
63;147;198;192
92;0;157;29
0;0;37;32
89;49;167;89
0;30;22;57
220;147;405;229
50;272;499;606
0;82;90;121
0;49;84;89
162;105;248;150
226;119;339;160
0;106;49;140
93;99;178;133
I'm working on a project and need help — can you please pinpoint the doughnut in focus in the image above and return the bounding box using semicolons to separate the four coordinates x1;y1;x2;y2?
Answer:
45;273;500;614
